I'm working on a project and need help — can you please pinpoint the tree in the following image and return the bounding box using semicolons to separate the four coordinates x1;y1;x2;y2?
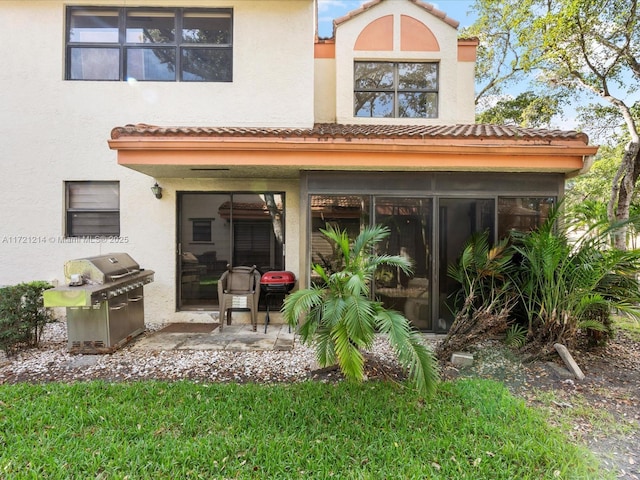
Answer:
476;91;563;127
469;0;640;249
282;224;439;396
462;0;530;104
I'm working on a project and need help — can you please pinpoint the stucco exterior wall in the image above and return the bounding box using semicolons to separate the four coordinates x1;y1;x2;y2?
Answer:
334;1;475;124
314;57;337;123
0;0;312;322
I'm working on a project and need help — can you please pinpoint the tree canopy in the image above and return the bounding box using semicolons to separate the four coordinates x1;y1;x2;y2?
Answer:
468;0;640;248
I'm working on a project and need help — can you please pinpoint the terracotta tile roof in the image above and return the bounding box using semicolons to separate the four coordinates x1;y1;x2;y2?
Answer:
111;123;590;144
333;0;460;30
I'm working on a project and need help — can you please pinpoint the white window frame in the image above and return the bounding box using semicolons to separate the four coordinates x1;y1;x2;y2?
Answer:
65;181;120;237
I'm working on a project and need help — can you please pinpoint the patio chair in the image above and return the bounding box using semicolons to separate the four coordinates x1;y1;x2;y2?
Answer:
217;265;261;332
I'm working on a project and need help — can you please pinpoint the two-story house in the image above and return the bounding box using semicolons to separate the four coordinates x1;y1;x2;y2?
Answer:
0;0;597;332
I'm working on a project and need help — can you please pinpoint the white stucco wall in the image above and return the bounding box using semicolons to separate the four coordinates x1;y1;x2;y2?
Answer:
314;57;337;123
333;1;475;125
0;0;312;322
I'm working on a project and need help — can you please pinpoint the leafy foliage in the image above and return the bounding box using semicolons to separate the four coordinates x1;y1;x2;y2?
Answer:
437;232;515;359
447;232;515;315
469;0;640;249
504;323;528;348
0;281;54;355
476;91;564;128
282;224;439;395
509;206;640;349
442;205;640;354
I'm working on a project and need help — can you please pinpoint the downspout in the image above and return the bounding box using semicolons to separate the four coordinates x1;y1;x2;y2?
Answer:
565;154;596;179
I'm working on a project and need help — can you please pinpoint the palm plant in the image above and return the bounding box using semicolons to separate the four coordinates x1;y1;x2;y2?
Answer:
282;224;439;396
509;206;640;349
447;231;515;317
437;231;515;359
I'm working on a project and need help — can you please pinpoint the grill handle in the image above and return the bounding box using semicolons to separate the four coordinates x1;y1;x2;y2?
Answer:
109;303;128;311
109;270;140;280
128;295;143;303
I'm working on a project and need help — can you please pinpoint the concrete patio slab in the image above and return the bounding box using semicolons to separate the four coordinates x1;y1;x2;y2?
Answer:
131;323;294;352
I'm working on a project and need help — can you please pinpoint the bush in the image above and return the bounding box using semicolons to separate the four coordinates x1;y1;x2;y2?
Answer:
442;205;640;357
0;281;54;355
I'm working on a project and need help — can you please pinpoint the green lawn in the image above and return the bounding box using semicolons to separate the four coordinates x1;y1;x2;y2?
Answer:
614;315;640;340
0;378;605;479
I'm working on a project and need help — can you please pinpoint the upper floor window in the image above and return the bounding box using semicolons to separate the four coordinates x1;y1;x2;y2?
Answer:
66;7;232;82
354;62;438;118
65;181;120;237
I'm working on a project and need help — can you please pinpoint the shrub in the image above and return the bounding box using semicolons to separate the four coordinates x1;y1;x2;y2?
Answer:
0;281;54;355
283;224;439;396
442;205;640;356
509;208;640;351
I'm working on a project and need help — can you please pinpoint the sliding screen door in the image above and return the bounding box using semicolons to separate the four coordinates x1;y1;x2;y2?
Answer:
436;198;494;333
178;192;284;309
374;197;433;330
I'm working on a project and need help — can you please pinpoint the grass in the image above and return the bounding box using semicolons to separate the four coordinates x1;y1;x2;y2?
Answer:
613;315;640;340
531;388;638;439
0;379;606;479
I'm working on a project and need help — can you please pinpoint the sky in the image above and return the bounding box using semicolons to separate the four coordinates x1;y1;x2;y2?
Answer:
317;0;477;38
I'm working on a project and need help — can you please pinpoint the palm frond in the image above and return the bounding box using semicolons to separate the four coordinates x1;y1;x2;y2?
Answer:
343;295;377;348
282;287;325;329
314;327;337;367
332;322;365;382
351;224;390;259
320;224;351;267
376;308;439;396
289;223;439;394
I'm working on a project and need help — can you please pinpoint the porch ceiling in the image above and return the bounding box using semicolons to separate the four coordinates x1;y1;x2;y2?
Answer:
108;123;599;179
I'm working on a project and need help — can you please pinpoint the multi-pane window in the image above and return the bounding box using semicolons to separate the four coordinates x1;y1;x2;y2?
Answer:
66;7;233;82
65;181;120;237
354;62;438;118
192;219;213;242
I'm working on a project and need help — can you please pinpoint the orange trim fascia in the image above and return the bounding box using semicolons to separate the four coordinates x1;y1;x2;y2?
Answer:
111;140;597;174
108;137;598;156
458;39;479;62
116;149;587;173
314;41;335;59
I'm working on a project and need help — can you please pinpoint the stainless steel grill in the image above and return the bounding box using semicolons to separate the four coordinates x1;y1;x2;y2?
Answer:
43;253;154;354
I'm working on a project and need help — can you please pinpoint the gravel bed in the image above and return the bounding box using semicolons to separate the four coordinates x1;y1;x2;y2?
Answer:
0;321;409;385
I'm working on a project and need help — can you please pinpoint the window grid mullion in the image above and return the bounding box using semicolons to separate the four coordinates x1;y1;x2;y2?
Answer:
119;9;126;80
393;62;399;118
176;8;183;81
66;6;232;82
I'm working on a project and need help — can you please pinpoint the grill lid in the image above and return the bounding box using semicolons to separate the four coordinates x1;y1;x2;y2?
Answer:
63;253;141;285
260;271;296;285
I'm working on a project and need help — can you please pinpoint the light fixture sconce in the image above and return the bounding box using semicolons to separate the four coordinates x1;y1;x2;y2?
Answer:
151;182;163;199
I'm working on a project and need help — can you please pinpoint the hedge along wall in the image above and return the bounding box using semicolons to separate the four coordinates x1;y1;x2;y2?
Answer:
0;281;53;355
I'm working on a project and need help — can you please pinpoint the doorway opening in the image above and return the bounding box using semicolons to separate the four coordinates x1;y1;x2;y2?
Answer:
177;192;285;310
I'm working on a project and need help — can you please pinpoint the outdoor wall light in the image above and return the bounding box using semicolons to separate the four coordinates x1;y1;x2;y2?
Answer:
151;182;163;199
